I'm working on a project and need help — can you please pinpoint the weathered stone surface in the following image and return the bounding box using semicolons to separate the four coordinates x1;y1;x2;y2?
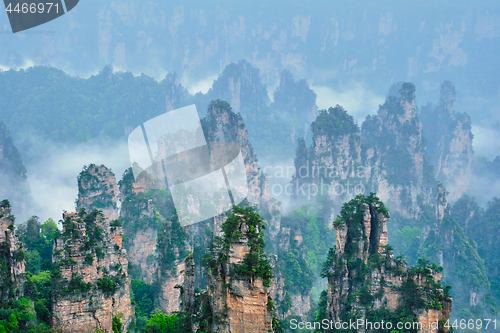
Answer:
157;260;185;314
77;164;119;220
52;165;134;332
51;210;134;333
126;226;158;283
421;81;473;202
361;84;427;218
180;254;195;313
207;215;273;333
326;197;452;332
0;201;26;301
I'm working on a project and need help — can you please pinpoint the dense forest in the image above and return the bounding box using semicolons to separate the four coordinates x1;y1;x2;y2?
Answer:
0;59;498;333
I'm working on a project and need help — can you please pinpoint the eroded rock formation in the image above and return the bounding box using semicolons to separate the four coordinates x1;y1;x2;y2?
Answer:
0;121;31;221
421;81;473;202
51;165;134;332
206;60;270;120
0;200;26;301
77;164;119;220
322;195;452;333
361;83;427;218
204;208;275;333
51;209;134;332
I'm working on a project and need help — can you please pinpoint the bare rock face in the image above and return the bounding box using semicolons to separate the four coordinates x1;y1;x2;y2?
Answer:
205;99;282;226
118;168;159;284
205;210;274;333
293;105;363;220
155;215;190;314
0;121;31;221
207;60;270;120
205;99;263;207
421;81;473;202
51;209;134;332
293;88;429;220
361;83;427;218
323;195;451;333
180;254;195;313
0;200;26;301
77;164;119;220
273;70;318;140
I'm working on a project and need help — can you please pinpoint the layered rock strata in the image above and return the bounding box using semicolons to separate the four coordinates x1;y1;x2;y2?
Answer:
51;209;134;332
421;81;473;202
51;165;134;332
0;200;26;301
76;164;119;220
324;195;452;333
205;211;274;333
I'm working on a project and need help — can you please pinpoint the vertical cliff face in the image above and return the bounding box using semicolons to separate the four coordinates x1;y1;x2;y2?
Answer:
118;168;159;284
118;166;189;314
361;82;427;217
293;106;362;217
273;70;318;140
0;121;31;221
203;207;275;333
207;60;270;120
421;81;473;202
0;200;26;301
51;164;134;332
419;184;495;319
77;164;119;220
156;214;190;314
205;99;281;219
51;209;134;332
322;194;451;333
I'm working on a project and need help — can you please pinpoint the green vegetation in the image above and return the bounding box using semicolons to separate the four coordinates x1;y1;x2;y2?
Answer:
278;207;333;295
112;314;124;333
140;311;191;333
0;298;39;333
361;83;424;188
16;217;60;274
157;214;189;275
0;67;189;151
202;206;273;287
311;106;359;139
315;195;451;332
131;279;155;329
97;275;122;293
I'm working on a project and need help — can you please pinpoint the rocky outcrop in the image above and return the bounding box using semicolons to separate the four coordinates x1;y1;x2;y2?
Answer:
155;214;190;314
361;82;427;218
420;184;493;318
51;209;134;332
322;194;452;333
0;121;31;221
421;81;473;202
292;105;362;219
77;164;119;220
273;70;317;141
118;168;159;284
51;165;134;332
203;208;275;333
0;200;26;301
206;60;270;120
293;84;430;219
205;99;282;225
180;253;195;313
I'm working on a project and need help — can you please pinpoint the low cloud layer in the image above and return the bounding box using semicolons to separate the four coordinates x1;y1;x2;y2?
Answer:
183;74;218;95
25;140;130;223
312;83;385;124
